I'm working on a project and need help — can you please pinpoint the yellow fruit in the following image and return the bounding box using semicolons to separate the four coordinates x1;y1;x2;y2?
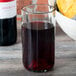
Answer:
56;0;76;18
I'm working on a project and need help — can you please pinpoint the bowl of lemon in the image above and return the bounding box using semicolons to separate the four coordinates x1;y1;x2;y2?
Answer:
55;0;76;40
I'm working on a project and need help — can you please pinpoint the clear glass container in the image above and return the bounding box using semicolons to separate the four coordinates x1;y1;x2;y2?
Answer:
21;4;55;72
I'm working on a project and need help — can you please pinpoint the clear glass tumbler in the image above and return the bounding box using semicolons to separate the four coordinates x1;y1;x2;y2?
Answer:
21;4;55;72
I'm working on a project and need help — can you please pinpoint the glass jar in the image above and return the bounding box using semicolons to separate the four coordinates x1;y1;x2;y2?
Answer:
21;4;55;72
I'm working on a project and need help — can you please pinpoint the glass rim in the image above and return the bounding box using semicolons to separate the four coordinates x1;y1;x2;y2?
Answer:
22;4;55;14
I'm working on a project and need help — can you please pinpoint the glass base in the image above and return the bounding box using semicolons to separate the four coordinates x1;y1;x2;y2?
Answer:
23;64;54;73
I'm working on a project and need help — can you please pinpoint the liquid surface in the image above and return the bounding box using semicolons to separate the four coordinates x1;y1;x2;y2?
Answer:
22;22;55;72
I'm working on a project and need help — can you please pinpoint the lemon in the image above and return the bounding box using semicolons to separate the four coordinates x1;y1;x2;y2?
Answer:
56;0;76;18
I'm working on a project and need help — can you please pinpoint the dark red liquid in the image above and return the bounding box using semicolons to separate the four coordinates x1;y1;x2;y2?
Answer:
22;22;55;72
0;16;17;46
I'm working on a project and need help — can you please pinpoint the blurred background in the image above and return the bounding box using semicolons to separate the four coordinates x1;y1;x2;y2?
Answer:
17;0;55;15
